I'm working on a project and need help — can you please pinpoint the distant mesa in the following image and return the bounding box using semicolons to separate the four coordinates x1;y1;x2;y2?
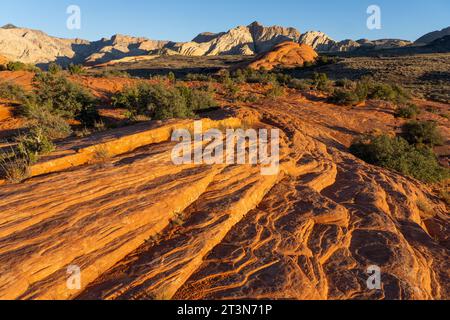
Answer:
248;42;318;71
415;26;450;44
426;35;450;51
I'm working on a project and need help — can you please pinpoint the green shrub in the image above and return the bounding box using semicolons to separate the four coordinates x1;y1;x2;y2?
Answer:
167;72;176;83
98;69;131;78
335;79;354;89
232;68;277;85
288;79;311;90
48;62;62;74
354;81;370;101
350;134;449;183
329;88;360;106
177;85;217;111
112;82;215;120
367;82;410;104
16;127;55;164
20;101;72;140
6;61;39;72
185;73;213;82
395;104;420;119
68;63;85;75
315;55;338;66
266;82;284;98
32;72;97;122
224;79;241;99
312;73;332;92
401;121;444;147
0;82;28;102
0;149;29;183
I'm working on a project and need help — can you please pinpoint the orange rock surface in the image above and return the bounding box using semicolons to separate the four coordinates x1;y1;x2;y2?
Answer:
0;73;448;300
248;42;318;71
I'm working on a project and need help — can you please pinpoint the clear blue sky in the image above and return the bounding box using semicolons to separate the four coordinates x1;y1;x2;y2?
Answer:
1;0;449;42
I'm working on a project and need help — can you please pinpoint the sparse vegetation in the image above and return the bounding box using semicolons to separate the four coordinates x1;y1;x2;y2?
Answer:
68;63;85;75
0;149;30;183
350;134;449;183
20;101;72;140
0;82;28;102
266;82;284;98
16;128;55;164
395;104;421;119
401;120;444;147
311;73;333;92
97;69;131;78
112;82;217;120
48;62;62;74
329;77;411;106
32;72;98;123
6;61;40;72
287;78;311;90
329;88;360;106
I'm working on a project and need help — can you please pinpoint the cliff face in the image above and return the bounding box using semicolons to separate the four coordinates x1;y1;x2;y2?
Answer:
0;22;303;64
1;22;445;66
0;26;167;66
299;31;412;52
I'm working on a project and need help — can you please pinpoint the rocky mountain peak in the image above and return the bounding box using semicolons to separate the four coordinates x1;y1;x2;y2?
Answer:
1;24;18;29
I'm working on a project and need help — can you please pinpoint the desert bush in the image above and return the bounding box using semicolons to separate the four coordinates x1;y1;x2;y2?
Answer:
20;101;72;140
184;73;213;82
16;127;55;164
98;69;131;78
367;82;410;104
354;80;370;102
266;82;284;98
312;73;332;92
329;88;360;106
0;82;28;102
275;73;293;86
112;82;215;120
177;85;217;111
287;78;311;90
0;149;29;183
231;68;277;85
334;79;355;89
6;61;39;72
48;62;62;74
315;55;338;66
350;134;449;183
395;104;420;119
68;63;85;75
32;72;98;123
401;121;444;147
167;72;176;83
240;93;259;103
223;79;241;99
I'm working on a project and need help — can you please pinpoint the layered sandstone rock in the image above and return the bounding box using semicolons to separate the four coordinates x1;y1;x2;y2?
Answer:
248;42;318;70
299;31;412;52
0;92;447;300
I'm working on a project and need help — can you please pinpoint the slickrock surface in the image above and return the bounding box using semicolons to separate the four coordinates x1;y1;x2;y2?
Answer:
0;91;448;300
248;42;318;71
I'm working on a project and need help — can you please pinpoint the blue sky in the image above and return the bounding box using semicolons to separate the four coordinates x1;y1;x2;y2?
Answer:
1;0;449;42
